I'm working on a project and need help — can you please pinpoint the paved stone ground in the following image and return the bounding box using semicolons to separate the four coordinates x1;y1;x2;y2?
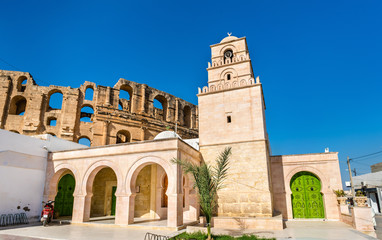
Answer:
375;215;382;240
0;222;173;240
0;220;378;240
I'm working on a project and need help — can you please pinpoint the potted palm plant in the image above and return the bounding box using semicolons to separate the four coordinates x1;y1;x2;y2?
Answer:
333;189;347;205
172;147;232;240
354;190;368;207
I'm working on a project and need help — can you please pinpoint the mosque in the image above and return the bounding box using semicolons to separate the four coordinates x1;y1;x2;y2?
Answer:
0;35;343;230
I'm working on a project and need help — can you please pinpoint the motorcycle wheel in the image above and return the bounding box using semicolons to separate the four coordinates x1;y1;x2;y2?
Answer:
43;219;47;227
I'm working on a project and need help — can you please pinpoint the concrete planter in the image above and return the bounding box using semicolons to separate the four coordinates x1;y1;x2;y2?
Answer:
337;197;347;205
354;196;368;207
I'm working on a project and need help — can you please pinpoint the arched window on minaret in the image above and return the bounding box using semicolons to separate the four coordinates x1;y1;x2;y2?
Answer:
224;49;233;64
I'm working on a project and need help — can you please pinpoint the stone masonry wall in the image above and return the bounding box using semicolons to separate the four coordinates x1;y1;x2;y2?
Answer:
200;140;273;217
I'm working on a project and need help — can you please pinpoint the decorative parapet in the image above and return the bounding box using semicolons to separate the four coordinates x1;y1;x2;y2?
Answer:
198;76;260;94
208;53;250;68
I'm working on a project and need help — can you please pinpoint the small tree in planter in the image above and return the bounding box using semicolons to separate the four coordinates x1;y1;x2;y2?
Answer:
333;189;347;205
172;147;232;240
354;190;368;207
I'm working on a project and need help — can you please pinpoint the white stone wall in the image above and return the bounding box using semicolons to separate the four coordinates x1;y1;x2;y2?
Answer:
0;129;87;222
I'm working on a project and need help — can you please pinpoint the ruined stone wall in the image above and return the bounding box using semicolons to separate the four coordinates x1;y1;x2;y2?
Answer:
0;70;198;146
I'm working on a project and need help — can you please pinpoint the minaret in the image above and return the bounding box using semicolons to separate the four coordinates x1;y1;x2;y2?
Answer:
198;34;273;217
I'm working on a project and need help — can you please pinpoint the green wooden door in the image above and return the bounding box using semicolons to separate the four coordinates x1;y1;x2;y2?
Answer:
54;174;75;216
111;186;117;216
291;172;324;218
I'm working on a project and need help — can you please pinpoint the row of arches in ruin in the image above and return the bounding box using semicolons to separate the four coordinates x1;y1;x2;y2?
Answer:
9;76;194;128
8;94;95;122
76;129;131;147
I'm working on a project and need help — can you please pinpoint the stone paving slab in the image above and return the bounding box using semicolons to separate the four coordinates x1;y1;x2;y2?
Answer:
0;220;378;240
0;222;172;240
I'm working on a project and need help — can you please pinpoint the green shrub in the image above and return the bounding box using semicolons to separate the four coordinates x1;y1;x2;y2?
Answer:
333;189;346;197
355;190;365;197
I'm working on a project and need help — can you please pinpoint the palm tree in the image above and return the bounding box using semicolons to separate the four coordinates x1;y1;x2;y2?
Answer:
172;147;232;240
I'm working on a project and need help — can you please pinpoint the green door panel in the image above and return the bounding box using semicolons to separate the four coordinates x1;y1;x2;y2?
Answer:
111;186;117;216
291;172;324;219
54;174;75;217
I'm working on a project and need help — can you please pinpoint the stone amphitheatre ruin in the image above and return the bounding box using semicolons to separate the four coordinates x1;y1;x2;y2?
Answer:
0;70;198;146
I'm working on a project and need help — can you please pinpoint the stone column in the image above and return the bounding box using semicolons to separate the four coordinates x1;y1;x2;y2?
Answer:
140;127;146;141
105;87;111;106
139;85;146;114
115;193;136;225
167;193;183;227
130;92;136;113
72;194;92;223
0;76;11;128
175;99;179;123
285;192;293;219
150;165;157;219
102;121;109;145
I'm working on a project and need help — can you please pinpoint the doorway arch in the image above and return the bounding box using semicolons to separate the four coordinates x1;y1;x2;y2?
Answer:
290;171;325;218
54;174;75;217
125;156;178;226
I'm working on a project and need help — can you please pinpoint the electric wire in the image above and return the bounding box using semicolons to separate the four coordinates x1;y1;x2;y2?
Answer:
0;57;51;86
350;150;382;161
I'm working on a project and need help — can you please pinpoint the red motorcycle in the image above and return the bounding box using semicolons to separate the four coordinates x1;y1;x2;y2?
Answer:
41;201;54;226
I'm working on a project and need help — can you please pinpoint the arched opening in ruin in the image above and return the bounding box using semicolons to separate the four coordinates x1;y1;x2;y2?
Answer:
16;76;27;92
116;130;131;144
80;106;94;122
47;132;56;136
47;117;57;126
153;95;167;121
89;167;118;218
78;136;91;147
48;91;63;110
183;106;191;128
9;96;27;115
118;85;133;111
85;87;94;101
10;130;20;134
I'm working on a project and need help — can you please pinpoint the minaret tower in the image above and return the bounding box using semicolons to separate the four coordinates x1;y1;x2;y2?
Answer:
198;34;273;217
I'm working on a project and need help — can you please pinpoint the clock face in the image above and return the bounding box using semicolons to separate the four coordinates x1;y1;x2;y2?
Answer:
224;50;233;58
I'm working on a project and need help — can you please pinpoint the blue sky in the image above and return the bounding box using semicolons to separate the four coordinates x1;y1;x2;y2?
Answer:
1;1;381;187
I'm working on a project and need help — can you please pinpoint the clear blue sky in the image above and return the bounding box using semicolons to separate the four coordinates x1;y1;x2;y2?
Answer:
1;1;381;187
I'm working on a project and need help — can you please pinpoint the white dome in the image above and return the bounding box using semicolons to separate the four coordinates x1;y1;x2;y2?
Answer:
154;131;181;140
220;35;238;43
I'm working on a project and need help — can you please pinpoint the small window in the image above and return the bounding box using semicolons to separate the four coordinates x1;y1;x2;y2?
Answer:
224;50;233;64
85;87;94;101
227;74;231;80
78;137;91;147
227;116;231;123
47;117;57;126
